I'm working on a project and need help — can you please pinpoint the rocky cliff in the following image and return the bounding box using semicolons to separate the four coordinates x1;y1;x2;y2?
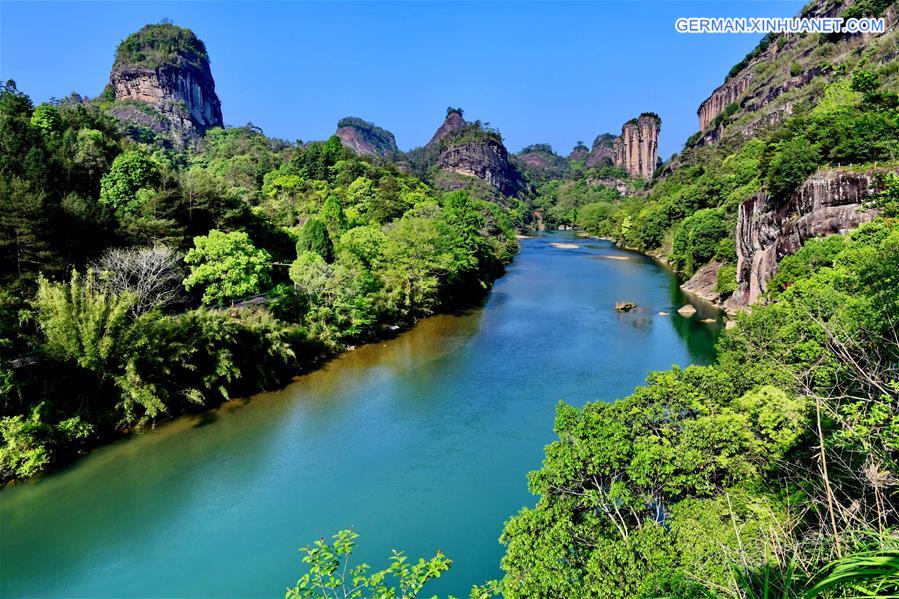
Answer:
334;117;398;158
569;143;589;162
586;133;615;168
693;1;897;144
698;73;752;131
427;109;467;148
728;169;889;309
105;24;222;147
515;144;569;180
437;132;526;197
612;113;660;179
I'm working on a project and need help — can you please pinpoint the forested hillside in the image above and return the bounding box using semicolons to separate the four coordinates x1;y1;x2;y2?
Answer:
0;26;520;482
281;1;899;597
488;0;899;596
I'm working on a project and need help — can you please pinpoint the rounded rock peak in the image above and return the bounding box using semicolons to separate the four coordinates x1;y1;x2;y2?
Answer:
114;23;210;71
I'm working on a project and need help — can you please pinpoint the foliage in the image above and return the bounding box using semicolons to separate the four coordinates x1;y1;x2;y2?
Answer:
297;218;334;262
35;270;134;372
520;143;555;155
499;218;899;597
184;230;271;305
807;550;899;598
0;78;517;482
438;121;502;151
872;172;899;218
715;263;737;296
670;208;732;275
285;529;452;599
763;136;821;201
99;150;162;215
113;23;209;70
0;409;92;482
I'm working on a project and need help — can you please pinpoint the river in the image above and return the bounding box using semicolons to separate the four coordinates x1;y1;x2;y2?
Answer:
0;232;722;598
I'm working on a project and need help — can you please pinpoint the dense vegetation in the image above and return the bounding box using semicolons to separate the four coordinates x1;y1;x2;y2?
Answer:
485;12;899;598
287;216;899;599
112;22;210;70
543;65;898;283
497;217;899;597
0;82;518;482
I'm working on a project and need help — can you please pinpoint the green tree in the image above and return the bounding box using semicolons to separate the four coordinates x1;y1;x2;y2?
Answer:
764;136;821;201
35;270;135;372
289;250;377;346
338;225;387;268
378;206;461;318
296;218;334;263
99;150;161;215
183;230;271;305
29;103;62;137
320;194;347;237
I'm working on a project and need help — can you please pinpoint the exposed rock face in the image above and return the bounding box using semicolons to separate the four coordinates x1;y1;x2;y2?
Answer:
515;144;569;180
612;114;660;179
586;177;630;195
731;169;887;308
438;135;525;197
569;144;589;162
334;117;398;158
693;1;897;143
427;110;466;147
107;24;222;147
698;73;752;131
681;260;724;304
586;134;615;168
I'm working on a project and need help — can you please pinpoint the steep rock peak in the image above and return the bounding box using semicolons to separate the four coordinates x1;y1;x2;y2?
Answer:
335;116;398;158
436;119;525;197
698;73;752;131
693;0;897;145
107;23;223;146
611;113;660;179
427;107;467;147
585;133;616;167
569;141;589;161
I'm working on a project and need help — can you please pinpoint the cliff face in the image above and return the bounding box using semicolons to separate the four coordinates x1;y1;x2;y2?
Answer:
515;145;569;180
693;1;896;143
438;135;525;197
611;114;660;179
586;134;615;168
107;24;222;147
427;111;466;147
729;169;887;309
569;145;589;162
334;117;398;158
698;73;752;131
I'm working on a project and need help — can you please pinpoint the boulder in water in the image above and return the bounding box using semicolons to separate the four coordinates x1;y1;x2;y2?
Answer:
677;304;697;317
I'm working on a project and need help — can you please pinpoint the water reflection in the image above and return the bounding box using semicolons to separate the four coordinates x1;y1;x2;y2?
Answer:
1;232;721;598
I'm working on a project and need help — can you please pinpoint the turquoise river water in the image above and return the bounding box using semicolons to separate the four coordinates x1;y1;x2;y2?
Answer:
0;232;722;598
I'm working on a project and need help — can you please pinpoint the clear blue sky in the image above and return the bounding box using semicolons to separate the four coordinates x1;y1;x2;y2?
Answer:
1;1;805;158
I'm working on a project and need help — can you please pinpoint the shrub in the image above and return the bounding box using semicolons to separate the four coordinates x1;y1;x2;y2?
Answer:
764;136;821;201
715;264;738;296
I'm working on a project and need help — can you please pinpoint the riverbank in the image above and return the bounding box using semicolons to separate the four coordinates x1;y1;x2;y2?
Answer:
0;233;722;598
573;228;733;320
